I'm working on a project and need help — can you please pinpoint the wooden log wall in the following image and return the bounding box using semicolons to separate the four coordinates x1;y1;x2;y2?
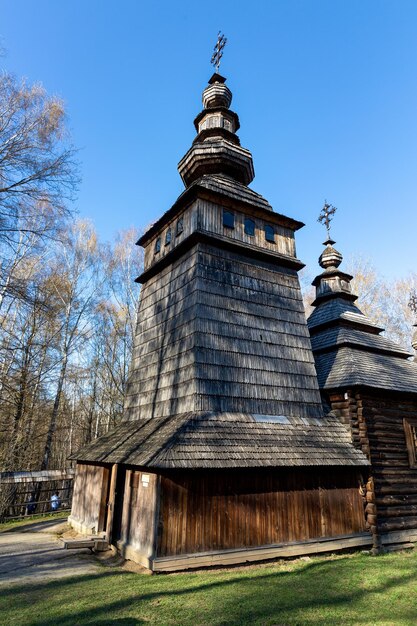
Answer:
70;462;109;533
360;391;417;535
156;468;367;557
328;390;417;539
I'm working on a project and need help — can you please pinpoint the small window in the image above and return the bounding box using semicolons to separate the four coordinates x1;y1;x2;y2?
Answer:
265;224;275;243
244;218;255;237
176;217;183;236
165;228;172;246
154;237;161;254
404;418;417;468
223;210;234;229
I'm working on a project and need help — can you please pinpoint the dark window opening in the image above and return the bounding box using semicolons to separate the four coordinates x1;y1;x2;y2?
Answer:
404;418;417;468
265;224;275;243
244;218;255;236
165;228;172;246
176;217;184;236
154;237;161;254
223;210;234;229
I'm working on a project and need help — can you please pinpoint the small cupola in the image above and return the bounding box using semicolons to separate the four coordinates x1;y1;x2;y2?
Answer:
311;203;356;306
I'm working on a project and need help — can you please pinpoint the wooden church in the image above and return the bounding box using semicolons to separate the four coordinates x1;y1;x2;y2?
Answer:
308;237;417;552
69;65;417;570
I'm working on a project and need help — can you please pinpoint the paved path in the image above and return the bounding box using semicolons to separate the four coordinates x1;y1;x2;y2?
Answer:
0;521;101;586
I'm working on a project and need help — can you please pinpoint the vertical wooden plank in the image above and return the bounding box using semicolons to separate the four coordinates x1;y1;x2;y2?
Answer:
106;464;118;544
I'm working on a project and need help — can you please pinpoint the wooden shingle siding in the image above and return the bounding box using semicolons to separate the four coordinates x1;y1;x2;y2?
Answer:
126;238;323;421
308;299;383;334
125;248;201;420
315;348;417;394
157;469;367;557
72;412;369;469
191;174;273;212
310;327;411;357
125;234;322;419
192;245;322;417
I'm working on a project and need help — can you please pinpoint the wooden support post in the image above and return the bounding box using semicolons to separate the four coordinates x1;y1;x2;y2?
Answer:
105;464;118;545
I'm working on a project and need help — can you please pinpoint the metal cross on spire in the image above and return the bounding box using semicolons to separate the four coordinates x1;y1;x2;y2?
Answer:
318;200;337;239
211;32;227;72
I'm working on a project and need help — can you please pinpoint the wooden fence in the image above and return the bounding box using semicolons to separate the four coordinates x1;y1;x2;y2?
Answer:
0;469;75;521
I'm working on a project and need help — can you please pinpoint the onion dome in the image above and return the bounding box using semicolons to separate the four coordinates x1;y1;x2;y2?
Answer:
178;73;255;187
319;238;343;270
202;73;232;108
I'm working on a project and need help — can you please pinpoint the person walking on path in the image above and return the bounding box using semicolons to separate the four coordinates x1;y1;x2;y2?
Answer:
50;492;60;511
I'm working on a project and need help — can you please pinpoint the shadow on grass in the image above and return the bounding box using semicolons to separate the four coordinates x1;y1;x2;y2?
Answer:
1;554;416;625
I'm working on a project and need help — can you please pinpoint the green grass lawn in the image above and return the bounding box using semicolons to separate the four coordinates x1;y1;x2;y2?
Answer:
0;512;68;532
1;549;417;625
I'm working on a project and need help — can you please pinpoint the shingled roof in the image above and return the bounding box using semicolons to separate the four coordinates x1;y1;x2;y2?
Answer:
71;412;369;468
308;239;417;394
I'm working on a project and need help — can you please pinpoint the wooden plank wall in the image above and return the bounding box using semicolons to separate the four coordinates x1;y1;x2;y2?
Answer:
70;463;109;532
157;468;366;557
119;469;159;558
142;198;297;275
143;205;196;272
197;199;296;258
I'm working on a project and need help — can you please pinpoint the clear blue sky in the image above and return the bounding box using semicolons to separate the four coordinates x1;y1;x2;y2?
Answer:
2;0;417;280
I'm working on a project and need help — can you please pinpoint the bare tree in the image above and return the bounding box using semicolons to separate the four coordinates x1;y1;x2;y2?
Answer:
40;220;102;471
0;72;78;308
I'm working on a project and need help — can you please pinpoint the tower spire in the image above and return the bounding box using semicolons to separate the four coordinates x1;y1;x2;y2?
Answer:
177;46;255;188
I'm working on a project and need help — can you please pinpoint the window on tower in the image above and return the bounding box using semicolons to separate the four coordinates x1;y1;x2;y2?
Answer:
165;228;172;246
223;210;235;229
265;224;275;243
244;218;255;236
154;237;161;254
176;217;184;236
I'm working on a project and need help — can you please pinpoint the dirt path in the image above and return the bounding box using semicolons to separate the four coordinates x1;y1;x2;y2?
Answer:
0;520;101;585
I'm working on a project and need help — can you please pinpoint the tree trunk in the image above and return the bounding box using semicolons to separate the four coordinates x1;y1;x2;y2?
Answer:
41;351;68;471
